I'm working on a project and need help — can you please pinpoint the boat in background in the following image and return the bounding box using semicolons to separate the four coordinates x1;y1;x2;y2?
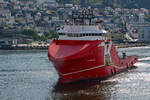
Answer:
48;8;138;83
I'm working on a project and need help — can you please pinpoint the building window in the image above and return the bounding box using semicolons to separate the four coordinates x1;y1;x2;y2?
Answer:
148;31;150;38
59;33;65;35
141;33;144;38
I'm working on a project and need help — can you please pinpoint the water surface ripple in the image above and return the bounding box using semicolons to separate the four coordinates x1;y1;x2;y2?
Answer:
0;46;150;100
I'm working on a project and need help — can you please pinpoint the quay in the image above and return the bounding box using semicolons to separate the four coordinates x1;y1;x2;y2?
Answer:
0;43;49;50
115;43;147;48
0;42;147;50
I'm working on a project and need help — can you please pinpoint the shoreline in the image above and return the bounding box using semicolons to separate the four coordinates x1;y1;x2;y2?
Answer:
0;43;147;50
115;43;147;48
0;45;49;50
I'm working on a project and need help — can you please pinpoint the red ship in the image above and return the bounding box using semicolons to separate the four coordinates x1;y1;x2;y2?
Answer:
48;8;138;83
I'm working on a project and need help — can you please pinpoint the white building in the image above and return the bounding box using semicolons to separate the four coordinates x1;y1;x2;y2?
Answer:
52;17;59;22
42;0;57;7
35;12;41;21
0;9;11;17
139;13;145;23
6;16;15;25
65;4;73;7
126;22;150;41
139;26;150;42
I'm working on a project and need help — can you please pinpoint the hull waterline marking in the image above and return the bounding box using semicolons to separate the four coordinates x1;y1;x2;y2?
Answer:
62;64;105;76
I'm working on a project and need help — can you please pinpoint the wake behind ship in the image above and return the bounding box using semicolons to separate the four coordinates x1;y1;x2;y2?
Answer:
48;8;138;83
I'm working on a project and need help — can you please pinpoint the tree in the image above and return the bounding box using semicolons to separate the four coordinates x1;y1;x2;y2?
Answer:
22;29;40;41
40;35;46;41
45;31;59;39
111;32;124;43
145;15;150;22
22;29;37;35
45;32;53;39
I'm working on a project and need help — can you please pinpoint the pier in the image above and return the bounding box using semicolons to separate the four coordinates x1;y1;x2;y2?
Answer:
0;42;147;50
115;43;146;48
0;43;49;50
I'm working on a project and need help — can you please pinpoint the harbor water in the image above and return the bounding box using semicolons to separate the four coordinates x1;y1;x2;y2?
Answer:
0;46;150;100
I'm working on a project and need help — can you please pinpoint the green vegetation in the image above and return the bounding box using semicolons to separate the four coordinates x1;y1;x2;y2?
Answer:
22;29;58;41
45;31;59;39
22;29;40;40
111;33;125;43
56;0;150;9
145;15;150;22
22;29;37;36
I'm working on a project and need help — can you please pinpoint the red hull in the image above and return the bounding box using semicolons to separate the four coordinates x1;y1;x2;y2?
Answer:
48;40;138;83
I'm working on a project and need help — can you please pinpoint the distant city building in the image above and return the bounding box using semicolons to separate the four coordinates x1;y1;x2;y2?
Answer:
127;22;150;41
0;0;149;42
139;13;145;23
35;12;41;21
0;9;11;17
139;26;150;42
42;0;57;8
65;4;73;7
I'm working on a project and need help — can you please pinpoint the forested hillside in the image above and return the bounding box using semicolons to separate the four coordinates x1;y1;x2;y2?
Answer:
56;0;150;9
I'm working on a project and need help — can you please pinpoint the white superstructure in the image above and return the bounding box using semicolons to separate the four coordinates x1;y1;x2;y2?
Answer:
57;8;108;40
58;25;107;34
58;25;107;40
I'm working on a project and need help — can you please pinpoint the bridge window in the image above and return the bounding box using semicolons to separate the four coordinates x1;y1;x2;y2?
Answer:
68;34;73;37
59;33;65;35
59;33;103;37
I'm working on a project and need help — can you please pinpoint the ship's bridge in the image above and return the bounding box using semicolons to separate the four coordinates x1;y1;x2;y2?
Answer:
58;25;108;40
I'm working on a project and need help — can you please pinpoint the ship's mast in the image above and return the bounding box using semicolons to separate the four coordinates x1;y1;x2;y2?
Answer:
72;8;94;25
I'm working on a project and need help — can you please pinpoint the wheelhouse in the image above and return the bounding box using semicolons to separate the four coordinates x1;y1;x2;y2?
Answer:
56;8;109;40
58;25;108;40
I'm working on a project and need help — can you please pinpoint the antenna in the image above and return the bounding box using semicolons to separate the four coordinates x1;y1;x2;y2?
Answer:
71;7;95;25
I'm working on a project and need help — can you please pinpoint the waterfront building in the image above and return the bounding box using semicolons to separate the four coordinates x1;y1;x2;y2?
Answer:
0;9;11;17
127;22;150;41
5;16;15;25
139;26;150;42
139;13;145;23
35;12;41;21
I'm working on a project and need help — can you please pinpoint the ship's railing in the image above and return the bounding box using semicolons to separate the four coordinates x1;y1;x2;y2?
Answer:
58;35;106;40
58;32;110;40
58;25;107;34
57;25;109;40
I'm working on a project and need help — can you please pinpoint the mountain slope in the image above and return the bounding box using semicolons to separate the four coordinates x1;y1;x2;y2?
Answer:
56;0;150;9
